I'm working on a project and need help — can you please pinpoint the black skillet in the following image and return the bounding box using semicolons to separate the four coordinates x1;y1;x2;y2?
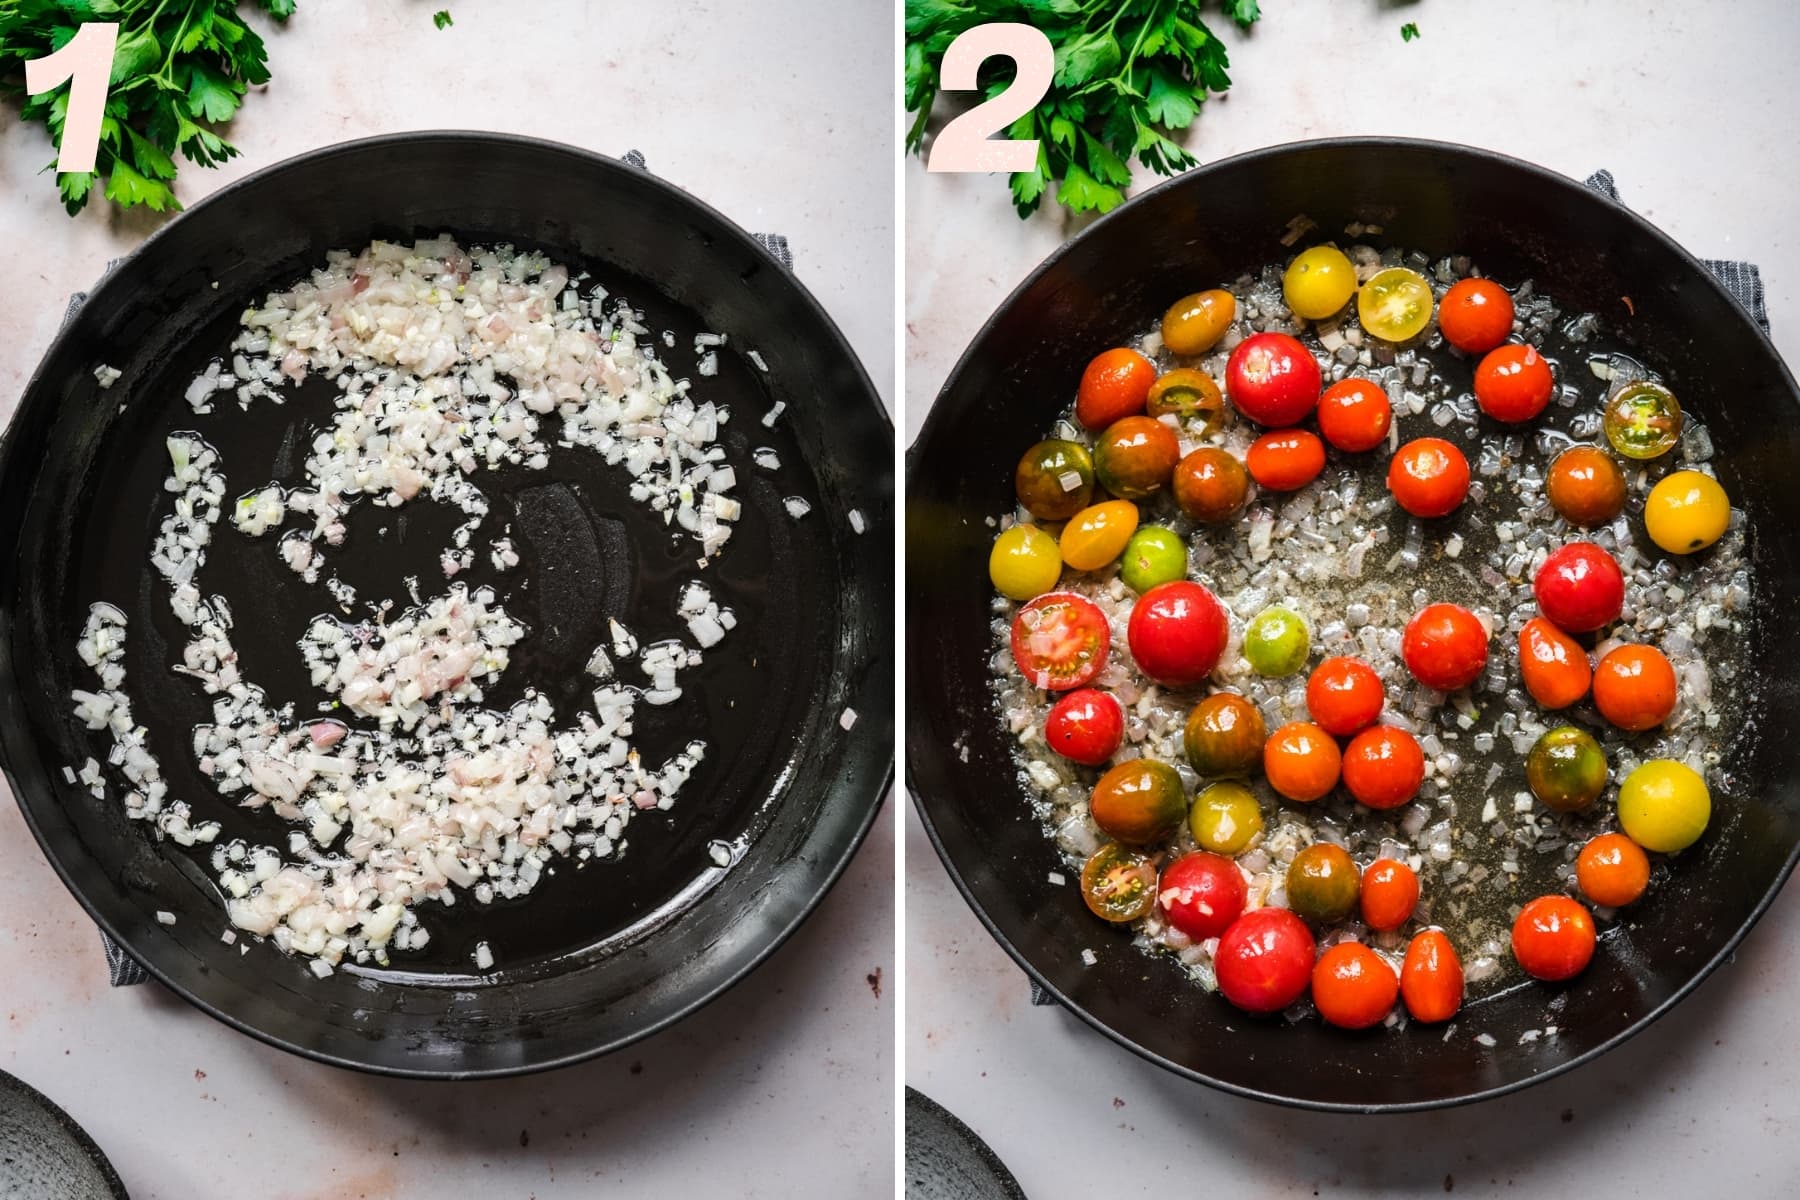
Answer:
906;137;1800;1111
0;132;893;1078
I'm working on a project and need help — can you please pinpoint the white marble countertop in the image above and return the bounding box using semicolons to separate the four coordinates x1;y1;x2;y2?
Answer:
0;3;893;1197
906;1;1799;1195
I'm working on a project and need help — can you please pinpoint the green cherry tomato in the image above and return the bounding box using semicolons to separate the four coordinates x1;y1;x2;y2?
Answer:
1120;526;1188;593
1189;781;1265;855
1183;692;1267;776
1245;606;1311;677
988;524;1062;600
1080;842;1158;922
1526;725;1609;813
1286;842;1360;923
1602;380;1684;460
1015;439;1095;521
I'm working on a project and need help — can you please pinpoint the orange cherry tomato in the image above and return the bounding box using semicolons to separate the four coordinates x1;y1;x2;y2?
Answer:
1546;446;1628;527
1246;429;1326;492
1592;644;1678;731
1305;655;1385;737
1262;721;1341;803
1316;378;1392;453
1340;725;1425;810
1360;858;1420;931
1438;278;1515;354
1312;943;1399;1030
1076;347;1155;430
1387;437;1470;518
1517;616;1592;709
1474;343;1555;423
1400;929;1464;1022
1511;895;1596;982
1576;832;1651;907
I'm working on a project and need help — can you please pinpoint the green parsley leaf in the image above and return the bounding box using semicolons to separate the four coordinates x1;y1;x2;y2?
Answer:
1401;22;1421;42
434;10;453;30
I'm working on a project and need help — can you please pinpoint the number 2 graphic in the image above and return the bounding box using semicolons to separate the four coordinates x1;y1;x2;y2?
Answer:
926;23;1054;174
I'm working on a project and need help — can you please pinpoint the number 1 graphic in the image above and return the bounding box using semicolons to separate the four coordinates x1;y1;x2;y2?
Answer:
25;23;119;175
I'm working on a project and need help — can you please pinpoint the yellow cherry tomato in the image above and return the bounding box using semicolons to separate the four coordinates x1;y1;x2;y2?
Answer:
1644;469;1730;554
1358;267;1435;342
1060;499;1140;571
1161;289;1237;356
1283;246;1357;320
1188;780;1265;855
988;523;1062;600
1618;759;1711;853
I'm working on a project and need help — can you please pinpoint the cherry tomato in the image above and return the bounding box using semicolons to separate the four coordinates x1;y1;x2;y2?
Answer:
1243;605;1311;677
1080;843;1158;922
1534;541;1624;633
1526;726;1608;813
1576;833;1651;908
1010;592;1110;691
1246;429;1326;492
1158;851;1247;940
1093;415;1180;500
1546;446;1627;527
1044;688;1124;766
1360;859;1420;931
1076;347;1155;430
1387;437;1470;518
1172;447;1250;524
1214;907;1315;1014
1358;267;1435;342
1592;644;1677;731
1014;439;1094;522
988;524;1062;601
1305;656;1385;737
1161;289;1236;356
1437;278;1515;354
1263;722;1341;803
1225;331;1321;427
1316;378;1392;453
1341;725;1425;810
1602;379;1683;459
1059;499;1140;571
1119;525;1187;593
1189;781;1265;855
1128;581;1229;687
1402;603;1489;692
1089;759;1187;846
1618;759;1710;853
1146;368;1225;429
1183;692;1266;777
1312;942;1399;1030
1644;470;1730;554
1286;842;1359;923
1511;895;1596;982
1283;246;1358;320
1474;343;1555;422
1400;929;1464;1023
1517;616;1592;709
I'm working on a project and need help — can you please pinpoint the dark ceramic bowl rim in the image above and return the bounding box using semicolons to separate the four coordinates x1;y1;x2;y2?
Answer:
0;1067;129;1198
904;1086;1028;1200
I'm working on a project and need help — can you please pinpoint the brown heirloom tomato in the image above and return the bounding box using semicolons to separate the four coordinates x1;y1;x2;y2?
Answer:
1089;759;1187;845
1286;842;1359;923
1014;439;1094;522
1546;446;1627;527
1172;447;1250;524
1093;416;1180;500
1183;692;1267;776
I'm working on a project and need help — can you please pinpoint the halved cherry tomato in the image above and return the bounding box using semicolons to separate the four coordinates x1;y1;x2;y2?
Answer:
1402;603;1489;692
1093;415;1180;500
1127;581;1228;687
1387;437;1470;518
1010;592;1110;691
1263;722;1341;803
1517;616;1592;709
1157;851;1247;940
1214;907;1315;1014
1146;368;1226;428
1358;268;1435;342
1172;447;1250;524
1044;688;1124;765
1546;446;1627;527
1534;541;1625;633
1306;656;1385;737
1360;859;1420;931
1316;378;1392;452
1246;429;1327;492
1575;832;1651;908
1089;759;1187;845
1341;725;1425;810
1225;331;1321;427
1511;895;1596;982
1076;347;1155;430
1080;843;1158;922
1475;343;1555;423
1400;929;1464;1022
1438;278;1515;354
1312;942;1399;1030
1592;644;1677;731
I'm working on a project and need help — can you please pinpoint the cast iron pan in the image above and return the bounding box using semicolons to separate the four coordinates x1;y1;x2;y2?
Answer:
906;137;1800;1111
0;132;893;1078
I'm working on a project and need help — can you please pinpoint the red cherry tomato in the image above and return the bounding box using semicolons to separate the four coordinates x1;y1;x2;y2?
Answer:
1360;859;1420;931
1534;541;1625;633
1127;580;1228;687
1076;347;1156;430
1517;616;1592;709
1475;343;1555;423
1010;592;1111;691
1246;429;1327;492
1044;688;1124;765
1157;851;1247;940
1305;656;1385;737
1341;726;1425;810
1400;929;1464;1022
1511;895;1597;982
1438;278;1515;354
1402;603;1490;692
1387;437;1471;518
1214;907;1315;1014
1225;332;1322;427
1316;378;1392;452
1311;942;1399;1030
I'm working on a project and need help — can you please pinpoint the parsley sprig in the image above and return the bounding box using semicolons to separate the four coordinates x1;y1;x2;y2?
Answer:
905;1;1259;218
0;0;297;215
